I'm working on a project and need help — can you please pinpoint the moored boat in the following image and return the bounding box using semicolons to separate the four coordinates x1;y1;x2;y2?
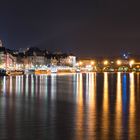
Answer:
7;70;24;76
24;69;35;75
35;69;50;75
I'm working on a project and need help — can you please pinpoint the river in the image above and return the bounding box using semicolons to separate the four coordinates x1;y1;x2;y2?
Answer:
0;73;139;140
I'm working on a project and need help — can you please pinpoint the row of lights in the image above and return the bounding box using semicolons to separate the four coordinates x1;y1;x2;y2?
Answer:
77;60;135;66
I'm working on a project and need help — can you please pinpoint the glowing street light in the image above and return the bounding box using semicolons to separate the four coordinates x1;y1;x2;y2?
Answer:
129;60;135;68
129;60;135;65
103;60;109;65
116;60;122;65
79;61;83;66
91;61;95;65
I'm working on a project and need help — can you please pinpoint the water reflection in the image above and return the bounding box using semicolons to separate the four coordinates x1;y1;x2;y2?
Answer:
136;73;140;99
0;73;140;139
1;75;57;99
115;72;122;139
75;73;97;140
51;74;57;100
76;73;83;105
102;72;109;139
75;73;84;140
31;75;34;96
129;73;136;139
25;75;29;95
3;76;6;95
87;73;97;139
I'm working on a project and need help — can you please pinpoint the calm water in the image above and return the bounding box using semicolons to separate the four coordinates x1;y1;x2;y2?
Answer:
0;73;140;140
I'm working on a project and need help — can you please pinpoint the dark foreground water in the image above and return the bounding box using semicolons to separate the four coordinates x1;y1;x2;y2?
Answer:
0;73;140;140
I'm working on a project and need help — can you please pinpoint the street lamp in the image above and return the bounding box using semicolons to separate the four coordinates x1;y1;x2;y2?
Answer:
116;60;122;65
79;61;83;66
129;60;135;68
103;60;109;65
91;61;95;65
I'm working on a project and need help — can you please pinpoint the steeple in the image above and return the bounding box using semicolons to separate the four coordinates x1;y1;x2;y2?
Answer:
0;40;2;47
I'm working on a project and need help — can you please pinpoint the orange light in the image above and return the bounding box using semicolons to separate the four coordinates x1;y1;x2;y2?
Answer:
116;60;122;65
79;61;83;66
103;60;109;65
91;61;95;65
129;60;135;65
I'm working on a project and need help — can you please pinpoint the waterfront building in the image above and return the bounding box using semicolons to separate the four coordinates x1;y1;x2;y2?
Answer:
0;40;77;70
24;47;46;69
46;53;76;67
0;41;16;69
60;55;76;67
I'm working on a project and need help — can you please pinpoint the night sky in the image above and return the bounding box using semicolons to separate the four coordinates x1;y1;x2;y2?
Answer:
0;0;140;57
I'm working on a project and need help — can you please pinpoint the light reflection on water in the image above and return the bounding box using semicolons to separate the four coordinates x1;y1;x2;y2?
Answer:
129;73;136;139
0;73;140;140
102;72;109;139
115;72;122;139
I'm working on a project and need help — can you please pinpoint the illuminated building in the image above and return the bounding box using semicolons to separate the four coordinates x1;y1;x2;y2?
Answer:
24;47;46;68
46;53;76;67
59;55;76;67
0;40;16;69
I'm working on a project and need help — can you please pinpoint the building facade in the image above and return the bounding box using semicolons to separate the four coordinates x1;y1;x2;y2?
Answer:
0;42;16;69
